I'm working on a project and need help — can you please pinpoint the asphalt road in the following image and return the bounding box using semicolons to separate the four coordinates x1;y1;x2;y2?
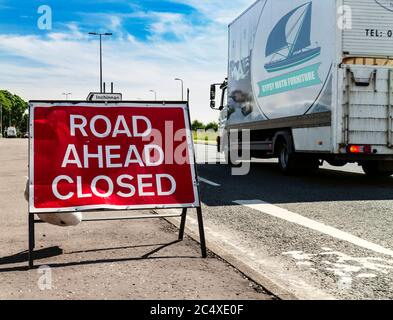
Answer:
194;144;393;300
2;138;392;299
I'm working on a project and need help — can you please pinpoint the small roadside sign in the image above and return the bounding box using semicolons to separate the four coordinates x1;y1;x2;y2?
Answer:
87;92;123;102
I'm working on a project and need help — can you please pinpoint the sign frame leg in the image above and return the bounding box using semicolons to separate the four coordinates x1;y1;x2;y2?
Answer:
196;207;207;258
28;213;35;269
178;208;187;241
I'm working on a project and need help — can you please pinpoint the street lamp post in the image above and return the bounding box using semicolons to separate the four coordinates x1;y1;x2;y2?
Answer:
174;78;184;101
89;32;113;93
149;90;157;101
62;92;72;100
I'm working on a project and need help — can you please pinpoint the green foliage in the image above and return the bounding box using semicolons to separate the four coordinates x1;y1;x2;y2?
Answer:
191;120;205;131
0;90;29;136
205;122;218;132
192;119;218;142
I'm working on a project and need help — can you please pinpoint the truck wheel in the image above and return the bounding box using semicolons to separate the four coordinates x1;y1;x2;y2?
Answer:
362;161;393;177
277;140;296;174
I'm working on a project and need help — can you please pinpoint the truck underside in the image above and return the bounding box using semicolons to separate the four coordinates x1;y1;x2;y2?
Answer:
221;128;393;176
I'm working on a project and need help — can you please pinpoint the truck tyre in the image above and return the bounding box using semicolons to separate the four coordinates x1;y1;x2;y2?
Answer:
277;140;297;174
362;161;393;177
277;139;319;174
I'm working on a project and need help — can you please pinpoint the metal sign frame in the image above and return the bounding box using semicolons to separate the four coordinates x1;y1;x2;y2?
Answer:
27;100;206;269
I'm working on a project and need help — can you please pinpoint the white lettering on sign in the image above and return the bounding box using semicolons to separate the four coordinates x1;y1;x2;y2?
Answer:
117;175;136;197
52;114;177;201
90;116;112;138
157;174;177;196
91;176;114;198
70;115;152;138
106;146;122;168
125;145;145;167
62;145;82;168
77;176;92;199
83;145;104;169
52;176;74;200
51;174;177;200
61;144;165;169
113;116;132;138
70;115;88;137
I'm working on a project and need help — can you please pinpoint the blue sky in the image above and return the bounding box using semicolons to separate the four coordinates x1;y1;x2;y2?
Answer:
0;0;253;122
0;0;200;40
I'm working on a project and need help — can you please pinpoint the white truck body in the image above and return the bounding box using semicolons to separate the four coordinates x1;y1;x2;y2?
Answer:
216;0;393;173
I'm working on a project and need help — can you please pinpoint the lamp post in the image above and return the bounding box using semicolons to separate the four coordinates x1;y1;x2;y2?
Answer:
62;92;72;100
174;78;184;101
149;90;157;101
88;32;113;93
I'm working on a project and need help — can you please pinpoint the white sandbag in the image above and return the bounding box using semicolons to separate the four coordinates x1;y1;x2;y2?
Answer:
25;179;83;227
38;212;83;227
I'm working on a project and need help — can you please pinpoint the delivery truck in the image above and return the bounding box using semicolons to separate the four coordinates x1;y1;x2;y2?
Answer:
210;0;393;176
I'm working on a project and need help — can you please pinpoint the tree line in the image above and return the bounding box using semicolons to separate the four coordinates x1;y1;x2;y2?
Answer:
0;90;218;137
0;90;29;136
191;120;218;132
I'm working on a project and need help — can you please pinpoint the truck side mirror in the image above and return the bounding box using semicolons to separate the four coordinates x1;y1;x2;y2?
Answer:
210;84;217;110
210;84;216;101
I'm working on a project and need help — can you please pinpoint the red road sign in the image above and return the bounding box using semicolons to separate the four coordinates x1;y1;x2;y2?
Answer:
29;102;199;213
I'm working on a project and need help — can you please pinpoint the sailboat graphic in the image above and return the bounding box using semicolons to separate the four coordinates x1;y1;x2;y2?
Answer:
264;2;321;73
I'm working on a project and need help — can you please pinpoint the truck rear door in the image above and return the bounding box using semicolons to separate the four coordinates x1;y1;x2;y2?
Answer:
341;64;393;154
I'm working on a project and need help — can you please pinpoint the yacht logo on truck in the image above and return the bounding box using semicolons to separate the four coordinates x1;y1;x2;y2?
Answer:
375;0;393;12
257;1;323;98
264;2;320;73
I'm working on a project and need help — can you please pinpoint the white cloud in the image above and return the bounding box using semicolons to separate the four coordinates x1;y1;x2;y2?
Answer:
148;12;193;40
170;0;254;24
0;0;256;123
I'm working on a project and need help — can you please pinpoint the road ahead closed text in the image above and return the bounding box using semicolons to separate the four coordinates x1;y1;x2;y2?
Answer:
30;104;199;212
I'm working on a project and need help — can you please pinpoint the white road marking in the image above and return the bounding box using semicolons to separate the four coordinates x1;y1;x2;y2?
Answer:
199;177;221;187
235;200;393;257
357;274;377;279
283;248;393;286
165;208;335;299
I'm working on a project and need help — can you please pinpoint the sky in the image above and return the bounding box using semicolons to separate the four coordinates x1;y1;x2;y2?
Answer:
0;0;255;122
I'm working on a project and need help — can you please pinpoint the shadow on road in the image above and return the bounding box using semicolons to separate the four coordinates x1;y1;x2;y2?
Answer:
0;240;200;273
0;247;63;266
198;162;393;206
